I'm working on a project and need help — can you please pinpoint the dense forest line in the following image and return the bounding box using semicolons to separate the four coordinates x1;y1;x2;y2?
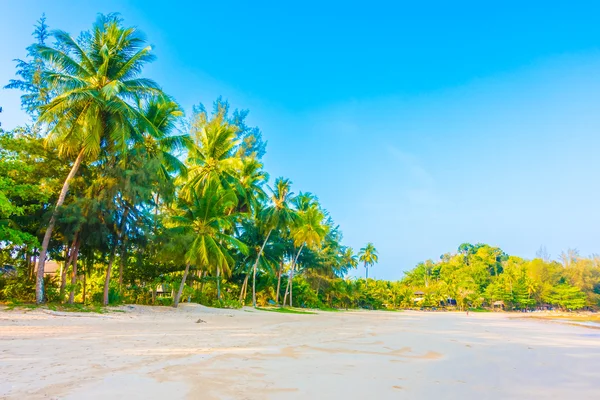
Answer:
1;15;599;311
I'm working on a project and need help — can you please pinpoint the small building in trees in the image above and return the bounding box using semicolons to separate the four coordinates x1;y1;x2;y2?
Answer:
34;260;60;276
492;300;505;310
413;291;425;303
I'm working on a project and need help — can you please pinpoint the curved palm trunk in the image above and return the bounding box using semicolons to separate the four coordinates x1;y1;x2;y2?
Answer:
365;262;368;287
239;274;249;303
252;229;272;308
289;244;305;308
36;149;86;303
283;277;291;306
275;260;283;304
173;263;191;308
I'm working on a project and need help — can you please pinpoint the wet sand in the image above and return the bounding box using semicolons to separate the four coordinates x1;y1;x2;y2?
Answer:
1;305;599;399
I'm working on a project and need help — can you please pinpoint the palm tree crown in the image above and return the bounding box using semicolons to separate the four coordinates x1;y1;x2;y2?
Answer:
38;14;161;158
359;242;379;282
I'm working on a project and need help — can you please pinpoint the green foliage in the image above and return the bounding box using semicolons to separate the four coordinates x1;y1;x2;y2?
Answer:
91;286;122;305
544;284;587;310
2;13;598;316
2;277;36;303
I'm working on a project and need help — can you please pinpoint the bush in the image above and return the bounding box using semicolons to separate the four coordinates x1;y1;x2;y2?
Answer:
1;277;35;302
91;285;122;305
155;296;173;306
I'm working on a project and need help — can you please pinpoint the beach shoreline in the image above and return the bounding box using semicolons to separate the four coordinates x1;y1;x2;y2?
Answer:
1;304;599;399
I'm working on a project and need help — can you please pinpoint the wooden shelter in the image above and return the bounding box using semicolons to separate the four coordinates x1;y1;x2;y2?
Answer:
492;300;505;309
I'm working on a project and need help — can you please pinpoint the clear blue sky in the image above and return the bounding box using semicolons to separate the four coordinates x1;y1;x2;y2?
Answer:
2;1;599;279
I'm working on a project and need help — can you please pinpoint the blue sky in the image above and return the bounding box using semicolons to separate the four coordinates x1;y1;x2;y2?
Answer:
1;1;599;279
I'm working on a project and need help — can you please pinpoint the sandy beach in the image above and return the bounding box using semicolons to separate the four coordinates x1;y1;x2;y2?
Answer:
1;305;599;399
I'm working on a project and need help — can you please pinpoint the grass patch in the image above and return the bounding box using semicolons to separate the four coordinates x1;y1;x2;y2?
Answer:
256;307;316;314
468;307;491;313
2;302;114;314
47;303;107;313
316;306;342;312
5;301;37;311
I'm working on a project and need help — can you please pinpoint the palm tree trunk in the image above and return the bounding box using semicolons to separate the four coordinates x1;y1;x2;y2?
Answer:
289;244;305;308
365;262;368;287
239;274;249;303
82;256;88;304
252;229;272;308
283;277;291;306
36;148;85;304
31;252;37;280
104;208;129;305
68;238;81;305
60;237;77;301
119;245;127;293
275;260;283;304
199;271;206;293
153;193;160;235
58;244;68;299
173;263;190;308
217;265;221;301
103;249;117;306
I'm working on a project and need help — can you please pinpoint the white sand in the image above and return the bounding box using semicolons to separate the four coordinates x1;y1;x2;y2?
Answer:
1;305;599;399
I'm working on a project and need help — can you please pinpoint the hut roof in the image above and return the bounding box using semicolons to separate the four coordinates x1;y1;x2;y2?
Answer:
414;291;425;295
492;301;505;306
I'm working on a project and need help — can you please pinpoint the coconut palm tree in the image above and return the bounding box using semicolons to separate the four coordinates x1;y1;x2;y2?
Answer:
287;206;328;307
170;188;248;308
33;14;163;303
340;247;358;275
358;243;379;284
181;105;242;199
236;157;268;215
250;177;297;307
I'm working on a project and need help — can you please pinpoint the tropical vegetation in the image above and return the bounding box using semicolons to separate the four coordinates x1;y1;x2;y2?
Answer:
1;15;599;312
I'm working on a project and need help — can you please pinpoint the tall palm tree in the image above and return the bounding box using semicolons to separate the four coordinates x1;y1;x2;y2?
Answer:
33;14;163;303
170;188;248;308
358;243;379;284
287;206;328;307
251;177;297;307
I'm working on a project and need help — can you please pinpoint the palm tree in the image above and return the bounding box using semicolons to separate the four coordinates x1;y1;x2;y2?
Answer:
170;188;248;308
251;177;297;307
358;243;379;284
236;158;268;215
287;206;328;307
340;247;358;275
181;105;242;199
33;14;163;303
